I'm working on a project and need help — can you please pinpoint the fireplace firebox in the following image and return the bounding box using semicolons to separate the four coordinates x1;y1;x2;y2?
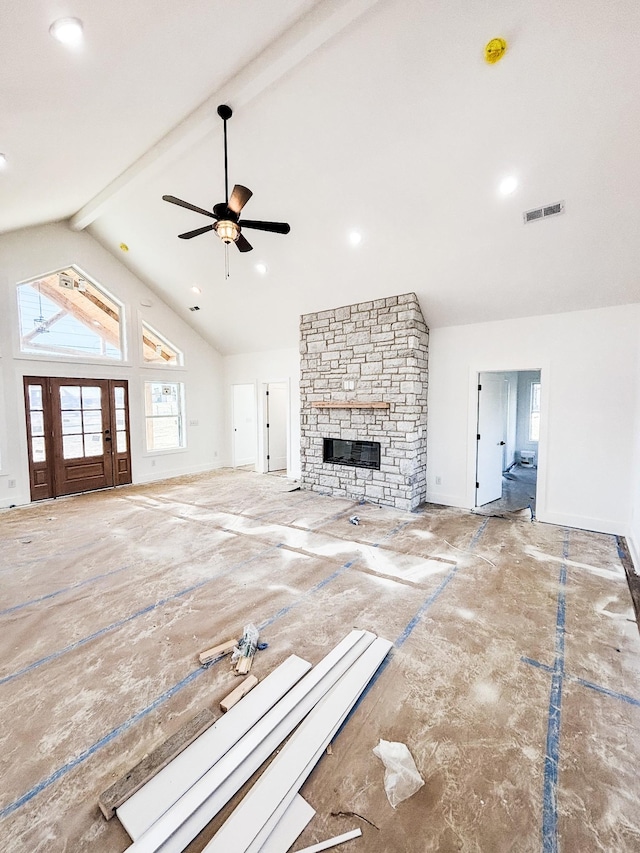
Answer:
323;438;381;470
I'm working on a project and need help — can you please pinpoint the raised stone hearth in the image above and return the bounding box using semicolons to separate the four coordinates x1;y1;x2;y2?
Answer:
299;293;428;511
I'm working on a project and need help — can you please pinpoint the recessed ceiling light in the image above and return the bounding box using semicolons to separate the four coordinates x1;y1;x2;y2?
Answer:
499;176;518;196
348;230;363;246
49;17;84;48
0;153;7;170
191;285;201;294
255;263;268;275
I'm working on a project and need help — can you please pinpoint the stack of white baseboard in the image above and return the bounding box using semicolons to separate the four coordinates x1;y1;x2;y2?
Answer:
116;629;391;853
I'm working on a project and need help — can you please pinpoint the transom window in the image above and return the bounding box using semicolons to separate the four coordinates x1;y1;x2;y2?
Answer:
142;322;183;365
17;266;124;360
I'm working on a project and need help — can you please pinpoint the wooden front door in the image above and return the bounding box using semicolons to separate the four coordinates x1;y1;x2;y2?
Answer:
24;377;132;500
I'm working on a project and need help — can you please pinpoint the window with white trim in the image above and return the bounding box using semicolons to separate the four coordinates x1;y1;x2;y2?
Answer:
144;381;185;451
17;267;124;360
529;382;541;442
142;322;183;366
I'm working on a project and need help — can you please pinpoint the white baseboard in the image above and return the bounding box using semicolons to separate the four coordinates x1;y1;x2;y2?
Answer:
133;461;223;485
424;491;470;509
624;531;640;575
535;510;624;536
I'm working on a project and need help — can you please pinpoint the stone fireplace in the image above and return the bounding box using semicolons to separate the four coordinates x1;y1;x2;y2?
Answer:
299;293;428;511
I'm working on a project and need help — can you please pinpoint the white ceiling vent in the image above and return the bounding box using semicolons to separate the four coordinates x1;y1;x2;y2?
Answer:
523;200;565;224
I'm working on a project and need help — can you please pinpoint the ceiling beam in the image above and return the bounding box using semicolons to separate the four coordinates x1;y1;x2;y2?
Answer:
69;0;383;231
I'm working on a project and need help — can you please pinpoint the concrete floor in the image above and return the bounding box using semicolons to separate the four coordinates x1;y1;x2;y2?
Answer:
1;469;639;852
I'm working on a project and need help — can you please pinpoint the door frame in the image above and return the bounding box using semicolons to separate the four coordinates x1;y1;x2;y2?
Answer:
231;382;258;469
260;380;290;475
23;375;132;501
467;362;549;520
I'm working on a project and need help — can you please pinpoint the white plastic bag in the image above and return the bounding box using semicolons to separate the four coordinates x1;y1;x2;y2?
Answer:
373;739;425;808
231;623;259;663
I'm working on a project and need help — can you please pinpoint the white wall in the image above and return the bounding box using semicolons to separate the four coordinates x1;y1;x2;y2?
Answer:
224;348;301;479
426;305;640;537
0;222;225;507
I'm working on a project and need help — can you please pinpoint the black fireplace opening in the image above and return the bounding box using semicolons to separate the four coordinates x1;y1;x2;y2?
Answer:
323;437;381;470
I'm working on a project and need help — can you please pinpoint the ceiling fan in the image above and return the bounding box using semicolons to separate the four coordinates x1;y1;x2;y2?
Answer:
162;104;290;254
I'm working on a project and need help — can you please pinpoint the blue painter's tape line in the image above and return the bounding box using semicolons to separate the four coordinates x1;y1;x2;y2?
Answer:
395;564;459;649
0;664;209;820
521;656;554;674
0;564;131;617
573;677;640;708
257;560;355;632
0;505;441;819
469;518;490;551
541;529;570;853
0;546;278;687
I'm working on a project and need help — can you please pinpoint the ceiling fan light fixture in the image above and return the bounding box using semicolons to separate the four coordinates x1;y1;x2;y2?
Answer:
215;220;239;243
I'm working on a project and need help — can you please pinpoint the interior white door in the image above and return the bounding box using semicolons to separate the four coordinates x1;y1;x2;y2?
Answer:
476;373;505;506
232;384;257;467
266;383;287;472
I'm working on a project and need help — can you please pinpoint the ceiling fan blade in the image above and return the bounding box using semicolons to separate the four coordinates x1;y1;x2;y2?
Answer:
235;233;253;253
240;219;290;234
162;195;218;220
178;224;216;240
228;185;253;215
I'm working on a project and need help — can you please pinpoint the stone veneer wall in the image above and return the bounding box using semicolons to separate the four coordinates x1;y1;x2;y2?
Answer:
299;293;428;511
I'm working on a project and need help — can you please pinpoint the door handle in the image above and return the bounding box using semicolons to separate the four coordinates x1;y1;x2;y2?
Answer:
498;441;506;446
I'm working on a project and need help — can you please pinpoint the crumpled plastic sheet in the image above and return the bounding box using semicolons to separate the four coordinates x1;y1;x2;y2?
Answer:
373;739;425;808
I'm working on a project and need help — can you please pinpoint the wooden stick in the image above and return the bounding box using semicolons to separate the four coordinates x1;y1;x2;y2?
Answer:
198;639;237;665
220;675;258;712
98;709;215;819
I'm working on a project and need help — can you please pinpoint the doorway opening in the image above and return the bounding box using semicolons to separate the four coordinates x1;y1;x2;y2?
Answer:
264;382;288;474
475;370;540;514
24;376;132;501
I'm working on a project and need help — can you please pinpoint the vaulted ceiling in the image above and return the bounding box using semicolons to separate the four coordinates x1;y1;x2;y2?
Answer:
2;0;640;354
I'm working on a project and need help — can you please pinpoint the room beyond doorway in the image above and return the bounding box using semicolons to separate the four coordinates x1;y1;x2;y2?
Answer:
475;370;540;515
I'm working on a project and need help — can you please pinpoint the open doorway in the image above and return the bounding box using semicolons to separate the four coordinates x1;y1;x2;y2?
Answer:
475;370;540;514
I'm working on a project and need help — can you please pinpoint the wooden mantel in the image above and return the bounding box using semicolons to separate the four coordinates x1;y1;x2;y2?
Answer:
309;400;390;409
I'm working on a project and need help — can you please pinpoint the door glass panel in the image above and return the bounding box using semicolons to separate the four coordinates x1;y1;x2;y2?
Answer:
115;409;126;431
84;433;103;456
28;385;43;409
30;411;45;435
83;410;103;431
60;386;81;409
32;436;46;463
82;387;101;409
116;431;127;453
63;434;84;459
114;386;125;408
61;410;82;434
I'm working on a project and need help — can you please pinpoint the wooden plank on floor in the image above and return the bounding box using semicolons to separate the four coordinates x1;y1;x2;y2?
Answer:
117;654;312;840
205;636;392;853
199;639;238;665
220;675;258;712
97;708;216;820
128;630;375;853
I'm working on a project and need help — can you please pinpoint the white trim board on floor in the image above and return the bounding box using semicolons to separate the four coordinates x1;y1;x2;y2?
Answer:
117;654;312;840
296;828;363;853
258;795;315;853
205;636;393;853
127;630;376;853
